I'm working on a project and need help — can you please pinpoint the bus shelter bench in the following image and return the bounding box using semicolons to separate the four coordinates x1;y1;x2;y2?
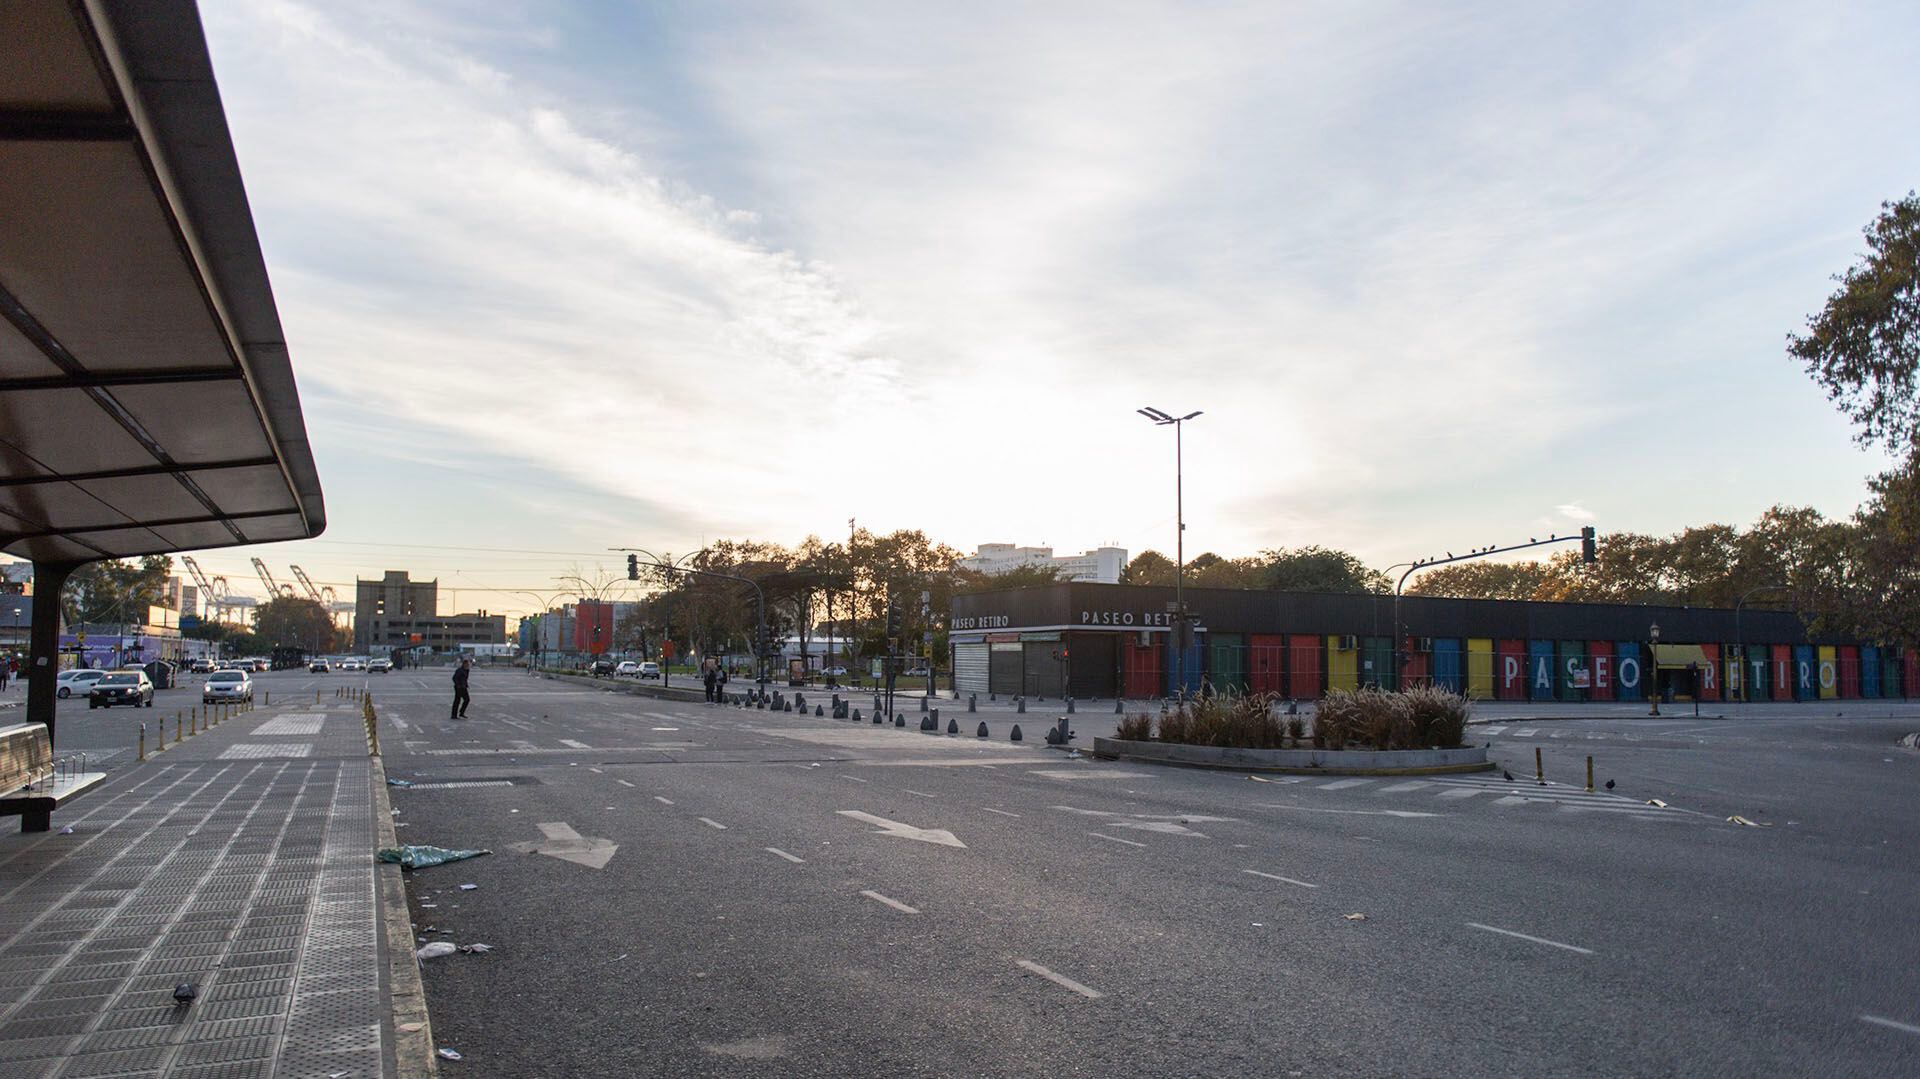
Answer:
0;723;106;833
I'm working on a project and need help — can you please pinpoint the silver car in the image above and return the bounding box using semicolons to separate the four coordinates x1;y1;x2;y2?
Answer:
203;669;253;703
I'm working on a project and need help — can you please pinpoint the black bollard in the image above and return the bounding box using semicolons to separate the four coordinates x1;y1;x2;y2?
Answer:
968;693;977;713
947;718;959;734
1114;698;1124;713
1017;697;1026;714
895;714;906;727
976;721;988;738
920;715;936;732
852;708;862;722
796;693;806;710
919;696;928;713
1011;724;1023;742
815;705;824;717
873;695;882;714
931;709;939;727
873;712;883;724
1067;697;1075;714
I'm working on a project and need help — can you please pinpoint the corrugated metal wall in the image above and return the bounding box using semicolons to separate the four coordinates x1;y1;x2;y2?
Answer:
954;642;989;694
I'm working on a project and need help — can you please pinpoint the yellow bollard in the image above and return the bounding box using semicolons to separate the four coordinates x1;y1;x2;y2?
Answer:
138;723;146;762
1534;746;1544;786
315;689;321;704
1586;755;1595;792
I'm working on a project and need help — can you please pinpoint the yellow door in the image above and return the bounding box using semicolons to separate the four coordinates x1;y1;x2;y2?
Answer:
1818;645;1838;699
1466;639;1494;699
1326;636;1358;691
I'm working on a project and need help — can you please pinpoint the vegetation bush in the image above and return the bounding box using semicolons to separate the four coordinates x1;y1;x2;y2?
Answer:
1127;693;1287;749
1112;688;1471;751
1115;712;1154;741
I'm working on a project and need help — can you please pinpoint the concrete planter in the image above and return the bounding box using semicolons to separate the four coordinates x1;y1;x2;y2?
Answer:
1091;737;1491;776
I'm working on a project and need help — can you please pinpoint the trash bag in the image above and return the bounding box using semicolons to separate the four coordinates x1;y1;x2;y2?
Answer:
376;845;492;869
416;941;458;960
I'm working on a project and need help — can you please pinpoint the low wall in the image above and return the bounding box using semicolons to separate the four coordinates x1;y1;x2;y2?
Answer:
1091;737;1491;776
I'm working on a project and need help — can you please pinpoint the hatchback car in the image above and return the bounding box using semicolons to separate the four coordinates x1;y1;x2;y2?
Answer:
310;659;331;673
368;658;392;673
89;671;154;709
638;661;661;679
615;660;640;677
203;669;253;703
55;669;108;698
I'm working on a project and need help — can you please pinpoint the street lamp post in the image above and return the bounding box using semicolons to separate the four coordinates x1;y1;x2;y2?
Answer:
1648;623;1661;716
1138;406;1202;700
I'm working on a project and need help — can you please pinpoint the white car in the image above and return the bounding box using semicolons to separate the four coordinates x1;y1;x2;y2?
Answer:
55;669;108;698
614;661;640;677
368;659;392;673
638;662;661;679
339;659;364;671
203;669;253;703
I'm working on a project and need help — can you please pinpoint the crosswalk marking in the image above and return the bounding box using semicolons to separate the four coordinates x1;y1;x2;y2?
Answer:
1376;781;1433;793
1252;771;1705;823
1317;778;1373;790
1437;788;1484;800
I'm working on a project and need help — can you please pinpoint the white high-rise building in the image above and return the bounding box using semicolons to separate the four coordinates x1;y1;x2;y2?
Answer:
959;544;1127;584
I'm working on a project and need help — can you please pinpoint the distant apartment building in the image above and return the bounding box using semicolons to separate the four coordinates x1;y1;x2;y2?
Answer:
162;576;198;620
958;544;1127;584
353;570;505;653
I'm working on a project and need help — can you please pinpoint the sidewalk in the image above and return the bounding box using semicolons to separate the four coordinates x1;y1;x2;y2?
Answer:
0;696;403;1079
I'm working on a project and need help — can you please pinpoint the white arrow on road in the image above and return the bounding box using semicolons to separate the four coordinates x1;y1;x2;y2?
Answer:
836;810;967;848
510;821;620;869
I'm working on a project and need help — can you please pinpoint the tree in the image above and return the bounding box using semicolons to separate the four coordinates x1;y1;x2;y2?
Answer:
1256;546;1389;594
954;564;1065;592
253;596;339;653
62;555;171;626
1844;456;1920;645
1120;551;1176;586
1185;553;1264;590
1789;193;1920;453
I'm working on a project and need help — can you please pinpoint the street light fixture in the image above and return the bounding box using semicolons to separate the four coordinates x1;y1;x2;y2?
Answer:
1648;623;1661;716
1138;406;1202;700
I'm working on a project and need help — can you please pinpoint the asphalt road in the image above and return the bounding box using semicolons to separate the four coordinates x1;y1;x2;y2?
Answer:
323;667;1918;1078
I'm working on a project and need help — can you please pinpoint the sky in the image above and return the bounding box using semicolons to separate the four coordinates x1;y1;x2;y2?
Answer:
101;0;1920;618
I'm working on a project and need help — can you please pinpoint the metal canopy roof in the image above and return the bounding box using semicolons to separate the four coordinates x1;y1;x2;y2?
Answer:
0;0;325;565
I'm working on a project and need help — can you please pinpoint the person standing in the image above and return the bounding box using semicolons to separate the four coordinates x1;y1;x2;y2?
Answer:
451;657;472;719
702;656;717;703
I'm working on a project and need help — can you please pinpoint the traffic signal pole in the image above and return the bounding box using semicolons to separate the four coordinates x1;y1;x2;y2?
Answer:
1390;527;1597;691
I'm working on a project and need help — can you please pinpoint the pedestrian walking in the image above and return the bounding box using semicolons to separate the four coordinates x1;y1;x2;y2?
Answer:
702;657;718;703
451;657;472;719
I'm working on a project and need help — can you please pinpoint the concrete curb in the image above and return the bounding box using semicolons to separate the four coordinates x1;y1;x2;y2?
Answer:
1466;713;1732;725
372;751;439;1078
1091;737;1493;776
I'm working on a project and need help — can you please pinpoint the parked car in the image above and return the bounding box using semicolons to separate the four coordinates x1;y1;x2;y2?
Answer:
368;658;392;673
56;669;108;698
638;661;661;679
615;660;640;677
88;671;154;709
903;666;930;678
824;665;848;677
251;659;270;672
203;669;253;704
309;659;331;673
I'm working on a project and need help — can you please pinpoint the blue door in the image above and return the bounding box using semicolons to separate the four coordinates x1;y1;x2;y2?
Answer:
1433;639;1463;693
1615;642;1644;702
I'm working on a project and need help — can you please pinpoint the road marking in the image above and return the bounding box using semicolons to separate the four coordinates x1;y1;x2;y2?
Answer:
1515;728;1538;737
1257;804;1442;819
1317;778;1374;790
839;775;870;784
1437;788;1483;800
560;739;592;749
1376;781;1433;793
982;808;1021;818
651;727;679;731
1016;960;1104;999
406;780;514;790
616;779;636;787
836;810;967;848
860;890;920;914
1088;832;1147;848
1466;922;1594;955
766;848;805;864
511;821;619;869
901;789;936;798
1860;1014;1920;1037
655;796;675;805
1244;869;1318;888
588;767;604;774
698;817;728;830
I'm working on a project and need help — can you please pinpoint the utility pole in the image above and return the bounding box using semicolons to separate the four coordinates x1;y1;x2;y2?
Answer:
1138;407;1201;699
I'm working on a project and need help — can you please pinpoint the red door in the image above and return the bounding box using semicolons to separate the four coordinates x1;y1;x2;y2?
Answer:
1286;635;1321;698
1588;641;1615;701
1249;635;1285;694
1496;640;1527;700
1770;645;1793;701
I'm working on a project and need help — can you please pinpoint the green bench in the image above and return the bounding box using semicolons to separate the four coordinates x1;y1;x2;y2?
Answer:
0;722;106;833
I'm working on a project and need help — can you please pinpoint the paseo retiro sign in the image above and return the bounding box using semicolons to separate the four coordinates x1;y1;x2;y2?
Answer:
950;608;1178;630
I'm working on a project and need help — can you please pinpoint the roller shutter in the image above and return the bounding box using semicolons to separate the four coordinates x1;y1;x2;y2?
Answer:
954;642;989;694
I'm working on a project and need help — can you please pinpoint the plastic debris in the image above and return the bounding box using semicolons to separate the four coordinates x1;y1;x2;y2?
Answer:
59;826;74;834
399;1021;425;1033
172;983;199;1004
1343;913;1368;921
1645;799;1668;808
376;845;492;869
416;942;458;960
1247;775;1272;783
1727;815;1769;827
437;1048;463;1061
458;943;493;954
459;883;478;890
387;778;413;787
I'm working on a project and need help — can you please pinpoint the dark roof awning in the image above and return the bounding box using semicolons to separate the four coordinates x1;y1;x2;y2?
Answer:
0;0;325;565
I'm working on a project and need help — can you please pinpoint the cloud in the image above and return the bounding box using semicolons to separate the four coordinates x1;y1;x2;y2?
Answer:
1556;503;1598;522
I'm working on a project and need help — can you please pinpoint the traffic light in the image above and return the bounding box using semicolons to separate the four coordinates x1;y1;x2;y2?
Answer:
627;554;639;580
886;603;901;639
1580;526;1597;565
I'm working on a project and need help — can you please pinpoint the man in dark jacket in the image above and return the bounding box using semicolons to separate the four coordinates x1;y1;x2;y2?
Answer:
451;658;471;719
